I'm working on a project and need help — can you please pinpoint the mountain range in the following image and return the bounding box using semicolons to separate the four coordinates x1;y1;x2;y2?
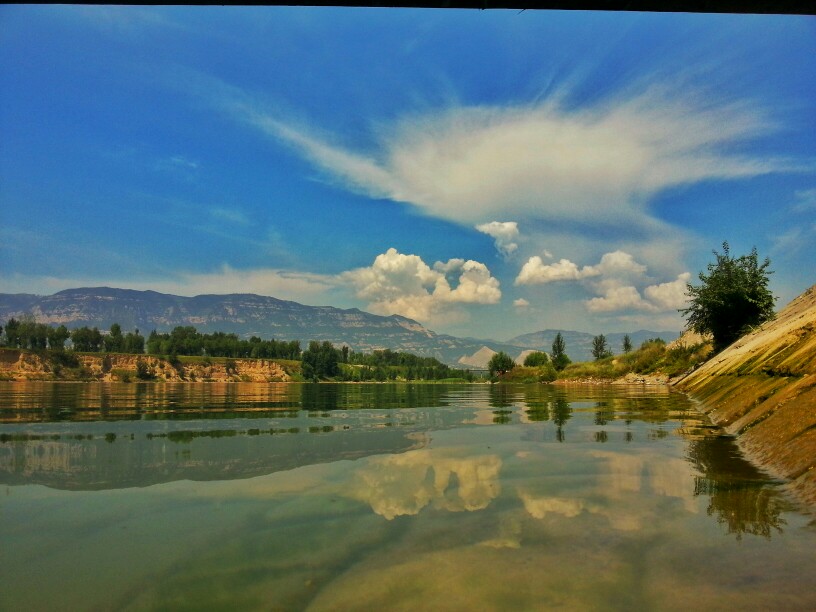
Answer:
0;287;680;366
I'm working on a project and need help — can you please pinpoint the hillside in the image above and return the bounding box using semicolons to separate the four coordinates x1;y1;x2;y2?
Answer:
0;287;524;366
675;284;816;506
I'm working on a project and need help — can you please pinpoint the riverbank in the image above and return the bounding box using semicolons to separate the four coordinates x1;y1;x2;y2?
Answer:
674;284;816;507
0;349;293;383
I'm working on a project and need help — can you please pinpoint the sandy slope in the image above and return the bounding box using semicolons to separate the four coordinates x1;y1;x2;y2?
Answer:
675;284;816;507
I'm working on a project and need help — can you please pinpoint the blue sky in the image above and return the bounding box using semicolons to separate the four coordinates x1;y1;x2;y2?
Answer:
1;6;814;340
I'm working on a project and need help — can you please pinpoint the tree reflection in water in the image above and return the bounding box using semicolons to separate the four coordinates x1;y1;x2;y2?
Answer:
519;388;573;440
551;396;572;442
686;433;790;540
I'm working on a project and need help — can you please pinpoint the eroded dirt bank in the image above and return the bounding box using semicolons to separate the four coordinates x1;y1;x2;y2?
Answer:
0;350;290;383
674;285;816;507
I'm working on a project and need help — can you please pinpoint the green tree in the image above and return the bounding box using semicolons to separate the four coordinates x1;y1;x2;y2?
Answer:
104;323;124;353
4;318;20;348
47;325;70;350
71;327;103;352
123;329;145;354
681;242;775;351
523;351;550;367
591;334;611;360
550;332;571;370
301;340;340;381
488;351;516;378
622;334;632;354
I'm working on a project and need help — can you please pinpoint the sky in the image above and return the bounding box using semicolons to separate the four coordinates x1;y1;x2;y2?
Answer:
1;6;814;340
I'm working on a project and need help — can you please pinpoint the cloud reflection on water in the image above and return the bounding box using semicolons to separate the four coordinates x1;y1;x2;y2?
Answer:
349;448;502;520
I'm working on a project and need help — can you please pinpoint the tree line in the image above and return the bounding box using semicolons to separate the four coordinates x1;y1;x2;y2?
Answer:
0;318;145;353
301;340;472;382
145;326;301;360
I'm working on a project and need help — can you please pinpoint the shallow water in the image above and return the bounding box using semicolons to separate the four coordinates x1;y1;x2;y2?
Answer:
1;381;814;610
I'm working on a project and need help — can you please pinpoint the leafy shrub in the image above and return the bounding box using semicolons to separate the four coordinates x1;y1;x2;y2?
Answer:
49;350;79;368
523;351;550;367
135;359;153;380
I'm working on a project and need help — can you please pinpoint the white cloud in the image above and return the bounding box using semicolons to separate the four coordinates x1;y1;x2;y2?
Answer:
0;266;335;303
770;223;816;256
341;248;501;324
439;260;502;304
585;283;655;313
475;221;520;258
232;86;798;234
583;250;647;278
516;250;690;316
643;273;692;310
515;256;599;285
154;154;200;178
513;298;530;309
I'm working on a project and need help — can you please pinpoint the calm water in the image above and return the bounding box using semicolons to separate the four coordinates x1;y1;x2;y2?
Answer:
1;381;814;611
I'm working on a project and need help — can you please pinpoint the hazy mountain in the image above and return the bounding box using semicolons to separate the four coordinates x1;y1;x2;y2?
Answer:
0;287;520;366
507;329;682;363
0;288;679;366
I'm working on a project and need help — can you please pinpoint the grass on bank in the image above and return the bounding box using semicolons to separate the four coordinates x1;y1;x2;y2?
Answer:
557;339;713;381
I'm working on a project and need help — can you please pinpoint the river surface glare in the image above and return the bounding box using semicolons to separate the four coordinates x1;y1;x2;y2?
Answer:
1;381;814;610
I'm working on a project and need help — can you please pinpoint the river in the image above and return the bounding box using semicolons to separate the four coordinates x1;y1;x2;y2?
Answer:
1;381;814;610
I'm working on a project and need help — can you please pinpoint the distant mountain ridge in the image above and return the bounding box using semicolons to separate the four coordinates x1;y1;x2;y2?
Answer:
0;287;680;366
0;287;521;366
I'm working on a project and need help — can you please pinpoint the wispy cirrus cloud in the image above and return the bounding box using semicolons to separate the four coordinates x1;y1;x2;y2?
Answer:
0;266;336;303
208;206;249;225
791;188;816;213
220;83;801;236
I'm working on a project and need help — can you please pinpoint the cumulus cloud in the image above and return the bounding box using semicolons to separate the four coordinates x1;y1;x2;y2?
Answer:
513;298;530;309
585;283;655;313
584;251;648;277
341;248;501;324
516;250;690;315
475;221;520;258
643;272;692;310
518;249;650;288
515;257;599;285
